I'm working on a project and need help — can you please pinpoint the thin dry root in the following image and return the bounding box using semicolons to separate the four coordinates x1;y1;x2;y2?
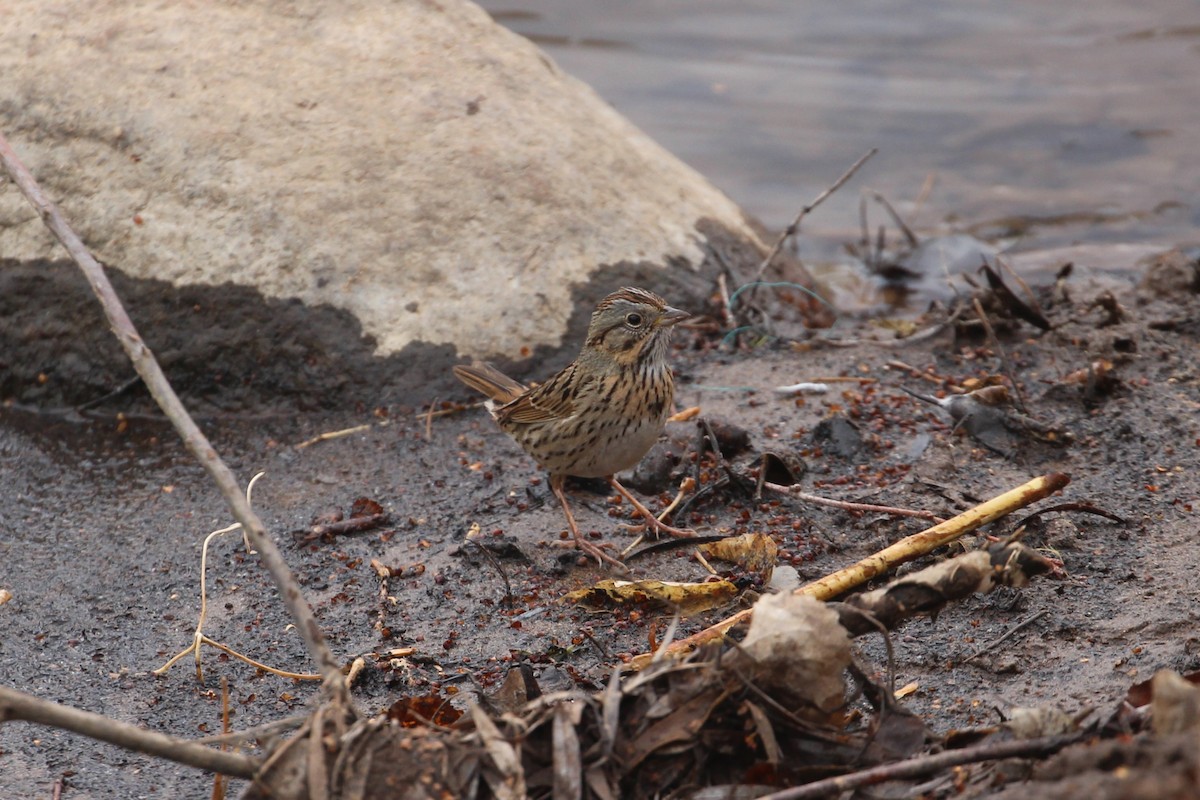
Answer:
153;472;320;683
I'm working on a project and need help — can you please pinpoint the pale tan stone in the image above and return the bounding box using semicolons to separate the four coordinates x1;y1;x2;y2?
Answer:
0;0;760;360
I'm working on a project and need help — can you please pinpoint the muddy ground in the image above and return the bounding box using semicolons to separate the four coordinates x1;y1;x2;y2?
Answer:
1;249;1199;798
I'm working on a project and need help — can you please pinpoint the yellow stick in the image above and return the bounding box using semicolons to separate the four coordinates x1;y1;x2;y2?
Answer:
630;472;1070;669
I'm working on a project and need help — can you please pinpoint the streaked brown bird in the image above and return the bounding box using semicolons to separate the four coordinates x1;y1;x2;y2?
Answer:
453;286;693;566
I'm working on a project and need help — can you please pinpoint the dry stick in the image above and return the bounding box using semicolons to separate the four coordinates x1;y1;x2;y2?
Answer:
465;538;514;603
886;360;949;385
212;677;232;800
0;135;350;708
629;472;1069;669
423;397;445;440
0;687;257;779
961;609;1050;664
715;271;736;329
869;190;919;248
749;147;878;285
858;193;872;266
414;401;477;420
294;423;372;449
912;171;937;222
197;714;309;746
754;732;1081;800
972;295;1029;415
762;481;941;522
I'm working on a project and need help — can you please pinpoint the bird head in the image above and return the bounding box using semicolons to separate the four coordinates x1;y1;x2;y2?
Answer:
582;287;690;368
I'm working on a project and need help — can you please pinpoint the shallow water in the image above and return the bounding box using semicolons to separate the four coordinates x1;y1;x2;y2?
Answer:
482;0;1200;255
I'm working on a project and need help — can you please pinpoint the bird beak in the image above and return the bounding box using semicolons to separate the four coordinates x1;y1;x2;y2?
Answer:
658;306;691;327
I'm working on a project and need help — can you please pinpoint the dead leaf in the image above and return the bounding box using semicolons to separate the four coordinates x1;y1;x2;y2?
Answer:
733;592;851;715
1151;670;1200;736
699;533;778;577
565;579;738;616
552;703;583;800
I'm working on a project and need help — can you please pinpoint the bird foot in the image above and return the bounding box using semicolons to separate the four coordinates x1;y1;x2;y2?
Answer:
550;475;636;570
638;516;695;539
618;517;696;539
551;536;628;570
607;480;695;539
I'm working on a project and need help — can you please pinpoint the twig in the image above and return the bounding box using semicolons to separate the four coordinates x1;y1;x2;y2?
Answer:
885;360;949;385
869;190;919;248
972;296;1029;415
0;134;351;708
961;609;1049;663
372;560;393;637
213;676;231;800
75;374;143;412
413;402;476;420
196;714;309;746
156;634;322;682
691;548;718;576
779;376;873;386
345;656;367;689
581;629;611;661
912;172;937;222
294;424;371;449
295;512;392;543
858;193;872;269
1012;501;1126;529
753;732;1082;800
763;482;941;522
465;538;514;604
715;271;736;329
0;686;258;778
875;221;886;268
849;607;897;699
424;397;438;441
751;148;877;285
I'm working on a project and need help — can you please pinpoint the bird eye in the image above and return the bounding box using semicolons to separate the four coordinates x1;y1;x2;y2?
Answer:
625;312;644;327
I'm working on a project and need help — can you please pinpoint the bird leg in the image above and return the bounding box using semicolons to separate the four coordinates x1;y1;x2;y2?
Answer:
550;475;627;568
607;477;696;539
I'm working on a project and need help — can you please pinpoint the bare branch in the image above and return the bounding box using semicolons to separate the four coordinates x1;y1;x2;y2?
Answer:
0;686;258;779
0;133;351;709
754;732;1081;800
750;147;877;284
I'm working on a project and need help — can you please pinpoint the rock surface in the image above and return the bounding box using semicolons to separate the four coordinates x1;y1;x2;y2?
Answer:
0;0;761;369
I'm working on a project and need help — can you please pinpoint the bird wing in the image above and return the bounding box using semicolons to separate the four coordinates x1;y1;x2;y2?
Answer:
452;362;528;404
496;365;578;425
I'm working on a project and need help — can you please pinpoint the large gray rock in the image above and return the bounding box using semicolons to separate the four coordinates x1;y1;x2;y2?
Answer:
0;0;763;379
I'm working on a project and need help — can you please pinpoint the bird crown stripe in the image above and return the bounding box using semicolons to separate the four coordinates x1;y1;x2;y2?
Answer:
596;287;666;311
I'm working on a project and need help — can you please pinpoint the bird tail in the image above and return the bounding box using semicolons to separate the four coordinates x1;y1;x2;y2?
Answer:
452;362;527;404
